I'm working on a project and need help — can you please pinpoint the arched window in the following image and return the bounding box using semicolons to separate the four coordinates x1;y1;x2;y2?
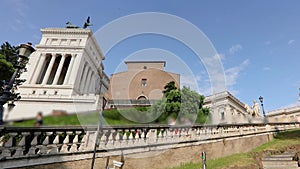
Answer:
137;96;147;100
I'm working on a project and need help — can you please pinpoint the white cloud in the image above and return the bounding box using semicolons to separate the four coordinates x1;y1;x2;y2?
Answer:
288;40;295;45
225;59;249;87
229;44;243;54
263;67;271;71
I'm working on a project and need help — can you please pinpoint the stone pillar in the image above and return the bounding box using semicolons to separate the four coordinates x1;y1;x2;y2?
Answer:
84;69;93;93
53;54;66;85
30;54;46;84
79;64;89;93
42;54;56;85
87;72;94;93
68;53;83;87
82;67;91;93
63;54;76;85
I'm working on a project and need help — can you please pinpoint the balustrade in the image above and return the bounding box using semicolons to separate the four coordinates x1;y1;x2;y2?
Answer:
0;123;299;162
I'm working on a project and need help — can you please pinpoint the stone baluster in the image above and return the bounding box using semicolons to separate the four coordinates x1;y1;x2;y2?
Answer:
157;129;164;143
149;129;157;144
113;130;121;149
139;129;147;145
169;128;176;142
128;130;134;146
70;131;81;153
217;127;222;137
106;130;115;149
170;128;177;142
238;127;243;135
14;132;30;158
61;132;72;153
186;128;192;141
48;132;61;154
38;132;52;154
1;132;18;159
86;131;99;151
78;132;88;152
175;128;181;142
99;131;107;149
120;130;128;147
178;128;184;142
27;132;41;156
195;128;201;137
134;129;140;146
162;129;169;143
190;128;197;141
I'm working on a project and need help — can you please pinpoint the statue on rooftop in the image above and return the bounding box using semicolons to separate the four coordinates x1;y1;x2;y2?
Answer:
252;100;262;117
245;100;262;117
65;22;79;29
83;16;92;29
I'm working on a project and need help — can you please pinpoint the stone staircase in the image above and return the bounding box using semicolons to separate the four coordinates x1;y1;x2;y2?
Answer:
262;153;299;169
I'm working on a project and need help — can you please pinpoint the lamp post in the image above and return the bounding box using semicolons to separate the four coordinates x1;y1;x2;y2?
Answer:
259;96;267;123
0;43;35;125
91;77;107;169
259;96;265;117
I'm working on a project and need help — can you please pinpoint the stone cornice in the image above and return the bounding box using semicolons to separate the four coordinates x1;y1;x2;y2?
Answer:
35;45;85;50
41;28;92;36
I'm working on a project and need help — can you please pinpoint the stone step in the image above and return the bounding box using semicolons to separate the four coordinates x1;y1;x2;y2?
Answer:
263;167;299;169
270;153;295;158
262;160;298;168
262;156;293;161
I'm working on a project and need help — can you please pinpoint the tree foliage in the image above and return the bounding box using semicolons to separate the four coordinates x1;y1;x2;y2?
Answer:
0;42;18;81
152;81;210;124
0;42;18;65
0;54;15;81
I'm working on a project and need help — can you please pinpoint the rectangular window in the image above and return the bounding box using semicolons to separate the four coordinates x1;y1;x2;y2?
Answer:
141;79;147;86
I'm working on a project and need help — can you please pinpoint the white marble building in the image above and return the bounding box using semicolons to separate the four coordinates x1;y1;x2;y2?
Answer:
4;28;109;121
204;91;263;124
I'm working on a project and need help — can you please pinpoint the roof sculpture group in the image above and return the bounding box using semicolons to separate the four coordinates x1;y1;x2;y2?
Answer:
65;16;92;29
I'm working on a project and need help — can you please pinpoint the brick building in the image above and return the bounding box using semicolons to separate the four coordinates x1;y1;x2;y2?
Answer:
107;61;180;107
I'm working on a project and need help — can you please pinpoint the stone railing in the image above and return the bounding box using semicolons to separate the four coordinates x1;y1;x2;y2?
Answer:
0;123;299;168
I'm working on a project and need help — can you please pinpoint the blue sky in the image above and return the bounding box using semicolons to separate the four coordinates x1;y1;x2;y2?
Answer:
1;0;300;112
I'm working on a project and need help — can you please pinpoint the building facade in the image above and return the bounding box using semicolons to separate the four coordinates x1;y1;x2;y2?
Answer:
4;28;109;121
107;61;180;107
267;105;300;123
204;91;263;124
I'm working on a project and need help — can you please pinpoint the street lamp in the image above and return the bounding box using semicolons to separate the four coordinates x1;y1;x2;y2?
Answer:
91;77;107;169
0;43;35;125
258;96;265;117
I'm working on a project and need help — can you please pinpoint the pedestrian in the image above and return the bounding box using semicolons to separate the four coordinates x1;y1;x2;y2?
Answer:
35;112;43;126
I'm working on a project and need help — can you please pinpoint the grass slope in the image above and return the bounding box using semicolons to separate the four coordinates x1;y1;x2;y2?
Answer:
170;129;300;169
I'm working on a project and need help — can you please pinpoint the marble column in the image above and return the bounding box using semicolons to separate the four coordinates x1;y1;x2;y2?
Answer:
63;54;76;85
79;63;89;93
84;69;93;93
81;66;91;94
42;54;56;85
30;53;46;84
53;54;66;85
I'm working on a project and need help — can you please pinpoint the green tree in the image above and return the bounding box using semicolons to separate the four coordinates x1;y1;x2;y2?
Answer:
163;81;177;95
0;42;18;81
0;42;18;65
152;81;210;124
0;54;15;81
